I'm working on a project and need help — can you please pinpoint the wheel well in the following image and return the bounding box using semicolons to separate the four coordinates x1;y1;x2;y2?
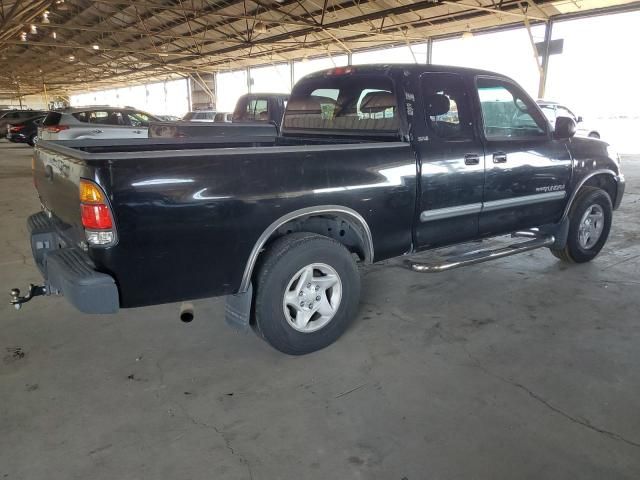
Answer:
584;173;617;204
267;213;369;262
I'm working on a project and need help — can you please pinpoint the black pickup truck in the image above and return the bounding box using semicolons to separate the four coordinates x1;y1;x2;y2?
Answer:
148;93;288;139
13;64;625;355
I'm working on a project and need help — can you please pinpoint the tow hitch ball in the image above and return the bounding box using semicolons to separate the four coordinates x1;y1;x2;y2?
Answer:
9;284;48;310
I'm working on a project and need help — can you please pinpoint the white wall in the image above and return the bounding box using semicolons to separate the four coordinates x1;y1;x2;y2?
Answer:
70;79;190;117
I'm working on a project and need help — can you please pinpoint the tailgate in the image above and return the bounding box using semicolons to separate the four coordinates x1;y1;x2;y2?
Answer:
33;143;91;242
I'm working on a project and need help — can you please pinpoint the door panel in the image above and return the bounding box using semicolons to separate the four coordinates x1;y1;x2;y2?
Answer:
414;72;485;249
475;77;572;236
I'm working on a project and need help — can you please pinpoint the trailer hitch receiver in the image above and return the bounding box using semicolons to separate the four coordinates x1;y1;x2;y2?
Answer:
9;284;48;310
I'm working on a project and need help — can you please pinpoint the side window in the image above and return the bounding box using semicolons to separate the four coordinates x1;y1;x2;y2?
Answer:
476;78;546;140
73;110;121;125
421;73;473;141
127;111;150;127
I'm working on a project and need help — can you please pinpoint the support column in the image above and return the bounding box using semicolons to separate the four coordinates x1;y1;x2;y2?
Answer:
246;67;252;94
188;72;216;110
538;19;554;99
347;53;352;65
289;60;295;90
426;37;433;64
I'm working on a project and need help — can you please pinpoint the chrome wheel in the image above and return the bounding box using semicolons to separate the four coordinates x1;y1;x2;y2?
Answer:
282;263;342;333
578;204;605;249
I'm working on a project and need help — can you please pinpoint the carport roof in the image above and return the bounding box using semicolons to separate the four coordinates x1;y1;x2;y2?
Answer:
0;0;637;97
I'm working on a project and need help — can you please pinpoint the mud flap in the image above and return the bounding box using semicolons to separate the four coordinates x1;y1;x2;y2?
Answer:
224;283;253;332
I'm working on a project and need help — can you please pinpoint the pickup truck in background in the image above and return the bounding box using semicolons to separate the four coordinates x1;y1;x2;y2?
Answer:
149;92;288;139
13;65;625;355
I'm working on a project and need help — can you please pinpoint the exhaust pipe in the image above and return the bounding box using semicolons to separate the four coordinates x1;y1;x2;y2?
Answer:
180;302;194;323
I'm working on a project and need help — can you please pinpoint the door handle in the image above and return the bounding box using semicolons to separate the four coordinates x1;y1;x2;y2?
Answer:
464;154;480;165
132;130;142;134
493;152;507;163
91;129;103;134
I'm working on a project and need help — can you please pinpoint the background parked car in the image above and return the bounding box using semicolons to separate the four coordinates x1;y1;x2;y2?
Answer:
39;106;161;141
6;114;46;146
182;110;216;122
0;109;48;133
156;114;181;122
537;100;601;138
232;93;289;130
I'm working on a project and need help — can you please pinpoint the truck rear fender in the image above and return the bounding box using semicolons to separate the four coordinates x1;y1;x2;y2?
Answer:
238;206;374;294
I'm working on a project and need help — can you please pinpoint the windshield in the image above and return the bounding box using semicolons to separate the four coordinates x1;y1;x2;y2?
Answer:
283;74;400;134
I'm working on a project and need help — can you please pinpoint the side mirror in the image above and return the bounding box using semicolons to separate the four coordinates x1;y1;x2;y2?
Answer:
554;116;576;139
576;116;583;123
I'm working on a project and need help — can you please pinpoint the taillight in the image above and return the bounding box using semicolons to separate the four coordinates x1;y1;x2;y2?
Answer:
45;125;69;133
9;125;25;132
79;179;115;245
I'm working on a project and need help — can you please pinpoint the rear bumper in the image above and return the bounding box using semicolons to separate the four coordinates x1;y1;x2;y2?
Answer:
28;212;119;314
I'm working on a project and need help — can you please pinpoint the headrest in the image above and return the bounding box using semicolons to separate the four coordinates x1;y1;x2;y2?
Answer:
360;91;396;113
425;94;450;117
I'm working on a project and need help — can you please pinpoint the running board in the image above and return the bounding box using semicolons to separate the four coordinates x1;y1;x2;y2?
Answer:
406;232;555;273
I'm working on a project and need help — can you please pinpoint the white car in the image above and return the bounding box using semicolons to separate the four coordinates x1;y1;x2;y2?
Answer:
182;110;216;122
39;107;160;141
537;101;601;139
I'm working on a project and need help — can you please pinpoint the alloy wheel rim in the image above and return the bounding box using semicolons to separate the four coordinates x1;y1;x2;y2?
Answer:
282;263;342;333
578;204;605;249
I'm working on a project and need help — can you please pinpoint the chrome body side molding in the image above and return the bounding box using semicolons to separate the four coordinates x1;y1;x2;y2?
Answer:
419;203;482;222
482;191;566;212
420;191;566;222
239;205;374;293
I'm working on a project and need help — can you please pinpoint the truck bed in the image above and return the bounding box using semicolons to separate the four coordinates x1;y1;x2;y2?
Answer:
33;136;417;307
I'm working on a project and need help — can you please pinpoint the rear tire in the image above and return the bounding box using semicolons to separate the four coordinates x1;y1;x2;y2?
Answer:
551;187;612;263
254;232;360;355
588;131;600;139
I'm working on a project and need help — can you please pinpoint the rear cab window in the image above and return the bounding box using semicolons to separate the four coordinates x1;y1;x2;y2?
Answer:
234;98;270;122
283;72;401;136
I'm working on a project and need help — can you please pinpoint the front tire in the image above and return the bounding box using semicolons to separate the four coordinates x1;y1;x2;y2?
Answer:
254;232;361;355
551;187;612;263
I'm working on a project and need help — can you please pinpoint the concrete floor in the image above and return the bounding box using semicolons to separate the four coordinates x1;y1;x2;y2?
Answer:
1;140;639;480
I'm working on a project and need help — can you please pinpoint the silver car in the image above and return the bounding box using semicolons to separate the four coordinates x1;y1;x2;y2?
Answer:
537;101;601;139
39;106;161;141
182;110;216;122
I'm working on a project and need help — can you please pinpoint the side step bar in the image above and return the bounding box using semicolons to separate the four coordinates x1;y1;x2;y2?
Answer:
407;232;555;273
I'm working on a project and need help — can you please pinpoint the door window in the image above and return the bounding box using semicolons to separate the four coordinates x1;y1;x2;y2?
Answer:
421;73;473;141
476;78;546;140
126;111;151;127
